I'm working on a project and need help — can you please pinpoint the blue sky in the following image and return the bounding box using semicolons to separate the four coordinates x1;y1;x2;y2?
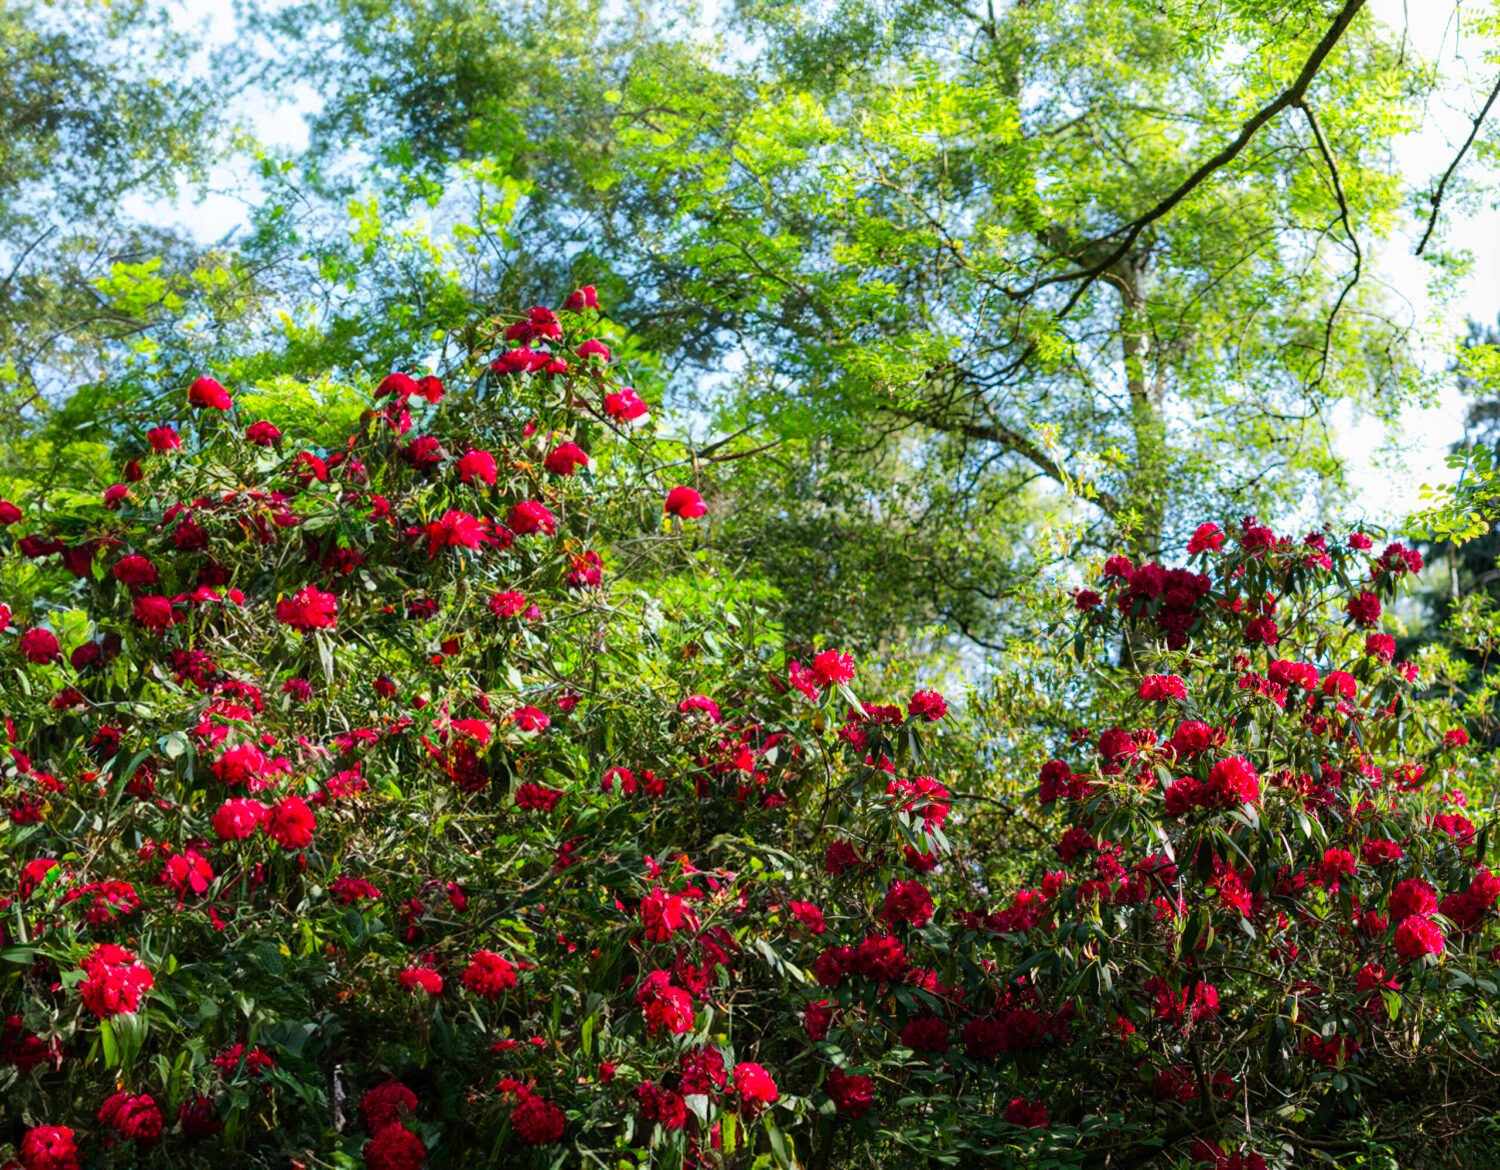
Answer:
148;0;1500;530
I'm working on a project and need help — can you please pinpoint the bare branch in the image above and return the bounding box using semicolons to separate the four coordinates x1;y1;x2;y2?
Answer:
1415;72;1500;256
1297;99;1362;390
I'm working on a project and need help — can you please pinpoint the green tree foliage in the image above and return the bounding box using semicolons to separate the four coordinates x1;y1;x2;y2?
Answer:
0;0;224;402
230;0;1489;651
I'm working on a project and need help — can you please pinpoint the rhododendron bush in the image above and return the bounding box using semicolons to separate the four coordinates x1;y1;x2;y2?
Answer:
2;298;1498;1169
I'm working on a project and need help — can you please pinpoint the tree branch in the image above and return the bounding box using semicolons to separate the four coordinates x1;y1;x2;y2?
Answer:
888;404;1123;517
1415;72;1500;256
1297;98;1362;390
1004;0;1368;313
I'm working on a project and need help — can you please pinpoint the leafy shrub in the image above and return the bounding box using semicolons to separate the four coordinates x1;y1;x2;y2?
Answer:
1;303;1496;1170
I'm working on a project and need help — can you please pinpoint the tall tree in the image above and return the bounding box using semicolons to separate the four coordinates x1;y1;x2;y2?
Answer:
238;0;1485;650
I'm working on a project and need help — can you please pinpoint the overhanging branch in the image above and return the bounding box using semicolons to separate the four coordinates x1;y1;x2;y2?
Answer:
1004;0;1368;314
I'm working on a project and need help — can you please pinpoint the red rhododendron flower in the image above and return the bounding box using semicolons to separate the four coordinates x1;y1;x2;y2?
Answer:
733;1062;779;1114
510;1091;566;1145
0;497;21;524
507;500;558;536
462;950;518;999
811;649;855;687
664;485;707;518
19;1125;80;1170
882;880;934;928
18;628;61;664
112;554;158;588
398;966;444;995
1005;1098;1050;1128
1186;522;1224;554
544;442;589;476
212;798;268;841
276;586;338;631
901;1014;949;1053
361;1081;419;1132
575;338;612;362
1138;674;1186;701
603;388;649;422
264;796;316;849
788;900;826;933
637;970;695;1035
1394;915;1444;961
1346;590;1382;627
98;1090;164;1145
188;376;232;411
640;886;694;942
456;448;498;486
245;420;282;445
1204;756;1260;807
908;689;948;720
133;594;184;632
79;944;154;1018
1389;879;1437;920
146;425;181;453
563;285;600;311
826;1068;875;1117
511;705;550;733
364;1123;426;1170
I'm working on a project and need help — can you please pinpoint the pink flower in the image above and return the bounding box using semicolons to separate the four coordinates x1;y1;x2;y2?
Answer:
664;486;707;518
563;285;600;311
575;338;612;362
188;376;232;410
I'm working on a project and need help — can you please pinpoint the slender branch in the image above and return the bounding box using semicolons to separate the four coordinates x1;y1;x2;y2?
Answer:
1297;99;1362;390
1415;72;1500;256
1004;0;1368;313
